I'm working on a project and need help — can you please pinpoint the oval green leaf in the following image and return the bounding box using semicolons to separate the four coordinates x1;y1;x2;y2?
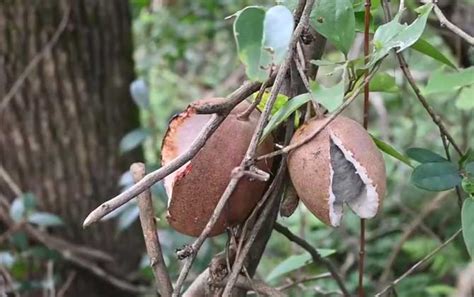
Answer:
312;0;355;54
411;162;462;191
263;5;294;64
406;147;447;163
371;135;413;167
261;93;311;140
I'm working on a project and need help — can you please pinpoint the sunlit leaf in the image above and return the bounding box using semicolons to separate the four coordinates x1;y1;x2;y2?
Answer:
462;198;474;259
266;249;335;281
370;3;433;65
261;93;311;140
371;135;413;167
423;67;474;95
263;5;294;64
406;147;447;163
411;162;462;191
234;5;294;81
312;0;355;54
256;92;289;114
411;38;456;69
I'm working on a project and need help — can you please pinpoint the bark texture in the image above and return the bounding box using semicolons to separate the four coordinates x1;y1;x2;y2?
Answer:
0;1;143;296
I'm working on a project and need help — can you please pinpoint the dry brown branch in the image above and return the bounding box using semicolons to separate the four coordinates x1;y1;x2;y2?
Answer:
274;222;350;297
375;228;462;296
0;5;71;113
131;163;173;297
421;0;474;46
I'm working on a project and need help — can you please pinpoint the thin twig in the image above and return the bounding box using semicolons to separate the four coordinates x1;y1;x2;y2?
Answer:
131;163;173;297
238;68;274;120
214;276;287;297
0;5;71;113
278;273;332;291
274;222;350;297
421;0;474;46
222;159;287;296
378;191;450;284
257;64;381;161
375;228;462;296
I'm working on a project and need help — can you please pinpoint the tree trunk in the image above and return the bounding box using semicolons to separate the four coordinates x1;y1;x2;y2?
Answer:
0;1;143;296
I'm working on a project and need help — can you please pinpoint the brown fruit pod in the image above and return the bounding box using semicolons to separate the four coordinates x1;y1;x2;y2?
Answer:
288;116;386;227
161;98;273;237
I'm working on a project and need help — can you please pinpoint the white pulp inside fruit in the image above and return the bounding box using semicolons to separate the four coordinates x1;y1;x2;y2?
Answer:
328;133;379;226
163;113;213;207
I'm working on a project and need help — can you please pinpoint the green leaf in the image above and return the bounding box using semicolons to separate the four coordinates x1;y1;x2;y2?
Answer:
456;86;474;110
234;7;267;81
371;135;413;167
406;148;447;163
312;0;355;54
312;79;345;112
369;72;398;92
459;149;474;167
130;79;150;108
466;162;474;176
28;212;64;227
423;67;474;95
461;198;474;259
234;6;294;81
411;38;456;69
462;177;474;196
411;162;462;191
120;128;149;153
370;3;433;65
256;92;288;114
262;93;311;140
263;5;294;64
266;250;335;281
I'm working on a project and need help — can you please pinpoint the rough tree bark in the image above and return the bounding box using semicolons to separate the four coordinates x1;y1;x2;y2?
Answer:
0;1;143;296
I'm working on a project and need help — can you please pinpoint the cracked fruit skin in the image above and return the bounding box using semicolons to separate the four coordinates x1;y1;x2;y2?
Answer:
288;116;386;227
161;98;274;237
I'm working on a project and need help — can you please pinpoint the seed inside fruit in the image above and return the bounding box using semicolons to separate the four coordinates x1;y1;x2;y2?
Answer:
328;132;379;226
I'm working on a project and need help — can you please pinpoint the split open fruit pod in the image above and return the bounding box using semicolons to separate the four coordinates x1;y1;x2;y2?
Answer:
161;98;274;237
288;116;386;227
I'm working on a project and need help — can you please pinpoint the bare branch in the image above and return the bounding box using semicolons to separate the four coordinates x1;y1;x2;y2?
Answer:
421;0;474;46
375;228;462;296
131;163;173;297
274;222;350;297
